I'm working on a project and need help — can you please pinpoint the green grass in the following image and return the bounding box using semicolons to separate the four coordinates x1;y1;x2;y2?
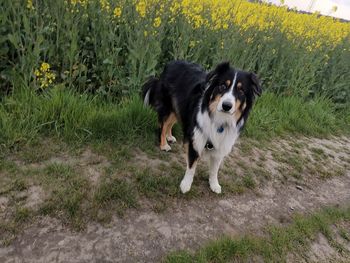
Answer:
38;163;90;229
242;175;256;189
94;176;138;211
164;206;350;263
0;87;157;150
14;206;31;223
310;147;328;161
0;88;349;152
136;168;180;198
245;92;350;140
339;228;350;242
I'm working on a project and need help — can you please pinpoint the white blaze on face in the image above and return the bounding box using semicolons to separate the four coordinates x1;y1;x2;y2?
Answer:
217;72;238;114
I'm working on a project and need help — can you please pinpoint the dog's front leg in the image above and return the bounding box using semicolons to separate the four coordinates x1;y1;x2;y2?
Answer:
209;155;223;194
180;142;199;193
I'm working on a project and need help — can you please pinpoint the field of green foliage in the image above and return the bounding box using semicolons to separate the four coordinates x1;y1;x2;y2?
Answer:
1;0;350;149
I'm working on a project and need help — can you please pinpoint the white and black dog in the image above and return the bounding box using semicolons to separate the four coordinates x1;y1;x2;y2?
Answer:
142;60;261;194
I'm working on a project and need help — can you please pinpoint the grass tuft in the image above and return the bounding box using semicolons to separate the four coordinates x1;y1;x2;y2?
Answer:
164;206;350;262
39;163;89;229
136;168;180;198
94;177;138;210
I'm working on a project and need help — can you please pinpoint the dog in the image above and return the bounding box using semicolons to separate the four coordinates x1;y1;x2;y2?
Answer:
142;60;261;194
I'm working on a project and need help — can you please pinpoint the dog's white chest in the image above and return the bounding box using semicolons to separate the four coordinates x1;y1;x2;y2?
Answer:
193;111;240;157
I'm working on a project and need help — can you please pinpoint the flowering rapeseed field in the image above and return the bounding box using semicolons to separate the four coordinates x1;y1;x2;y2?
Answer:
2;0;350;105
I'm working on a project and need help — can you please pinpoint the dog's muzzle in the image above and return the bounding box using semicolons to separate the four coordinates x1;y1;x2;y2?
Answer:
222;101;233;112
205;141;214;150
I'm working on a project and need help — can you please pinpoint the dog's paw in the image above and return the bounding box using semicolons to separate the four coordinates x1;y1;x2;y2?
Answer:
160;144;171;152
210;182;222;194
180;179;192;194
166;135;177;144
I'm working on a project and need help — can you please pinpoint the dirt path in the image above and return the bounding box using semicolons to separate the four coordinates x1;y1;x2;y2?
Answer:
1;136;350;262
1;173;350;262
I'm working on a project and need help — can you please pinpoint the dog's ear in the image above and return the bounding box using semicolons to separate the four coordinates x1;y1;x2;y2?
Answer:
250;73;262;96
214;61;230;75
206;62;230;83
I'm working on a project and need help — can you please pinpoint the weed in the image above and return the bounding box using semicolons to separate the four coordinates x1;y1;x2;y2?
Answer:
94;177;138;211
136;168;180;198
339;228;350;242
242;175;256;189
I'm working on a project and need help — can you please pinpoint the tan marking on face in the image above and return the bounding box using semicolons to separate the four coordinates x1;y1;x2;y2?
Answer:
234;99;245;121
225;80;231;86
237;82;242;89
235;99;242;112
209;94;222;114
160;112;177;148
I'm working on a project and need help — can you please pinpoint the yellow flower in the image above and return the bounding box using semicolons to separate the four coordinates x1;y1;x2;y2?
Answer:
34;69;41;77
161;0;350;49
100;0;110;12
70;0;88;7
136;1;146;18
35;62;56;89
27;0;34;10
153;17;161;28
113;7;122;18
40;62;50;72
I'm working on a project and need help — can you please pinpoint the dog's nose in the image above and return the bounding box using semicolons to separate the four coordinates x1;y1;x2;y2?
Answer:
222;101;232;112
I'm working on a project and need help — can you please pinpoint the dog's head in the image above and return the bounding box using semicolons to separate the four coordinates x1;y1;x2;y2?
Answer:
204;62;262;126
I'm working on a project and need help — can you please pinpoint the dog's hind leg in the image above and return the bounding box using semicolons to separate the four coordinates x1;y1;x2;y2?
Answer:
166;112;177;144
180;142;199;193
160;114;173;151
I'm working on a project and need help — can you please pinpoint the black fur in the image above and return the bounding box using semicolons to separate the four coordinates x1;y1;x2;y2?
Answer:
142;60;261;167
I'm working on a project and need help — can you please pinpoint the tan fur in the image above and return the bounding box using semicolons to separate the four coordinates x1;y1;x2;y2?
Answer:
234;100;246;121
237;82;242;89
209;95;221;114
160;112;177;148
225;79;231;86
184;142;188;154
166;113;177;138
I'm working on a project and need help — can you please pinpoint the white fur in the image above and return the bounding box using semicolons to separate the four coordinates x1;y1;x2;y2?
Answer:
160;144;171;151
209;156;222;193
166;135;177;143
181;105;240;194
194;109;239;158
217;72;238;114
180;165;197;193
144;89;151;106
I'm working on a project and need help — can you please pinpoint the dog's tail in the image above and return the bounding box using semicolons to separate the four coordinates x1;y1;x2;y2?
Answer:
142;77;159;107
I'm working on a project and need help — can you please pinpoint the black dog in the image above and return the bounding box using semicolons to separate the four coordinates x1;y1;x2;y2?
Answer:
142;60;261;193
